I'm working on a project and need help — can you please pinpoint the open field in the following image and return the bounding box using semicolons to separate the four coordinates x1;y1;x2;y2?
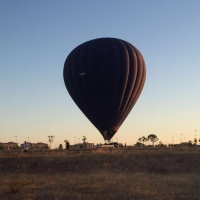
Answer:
0;148;200;200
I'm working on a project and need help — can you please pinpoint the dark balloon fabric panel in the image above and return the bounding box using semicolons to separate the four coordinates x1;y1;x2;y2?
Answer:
63;38;146;140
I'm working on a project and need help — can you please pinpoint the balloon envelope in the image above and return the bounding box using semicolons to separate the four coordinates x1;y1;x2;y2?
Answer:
63;38;146;140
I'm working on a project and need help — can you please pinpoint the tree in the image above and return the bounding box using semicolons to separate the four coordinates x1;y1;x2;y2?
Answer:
138;137;142;143
147;134;158;147
157;141;166;147
141;136;148;145
58;144;63;149
64;140;70;150
137;136;147;146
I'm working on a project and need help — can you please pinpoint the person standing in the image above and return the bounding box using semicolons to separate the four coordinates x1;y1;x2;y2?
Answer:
65;141;70;150
23;141;28;154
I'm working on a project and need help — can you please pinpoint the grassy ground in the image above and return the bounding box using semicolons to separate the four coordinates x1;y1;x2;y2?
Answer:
0;148;200;199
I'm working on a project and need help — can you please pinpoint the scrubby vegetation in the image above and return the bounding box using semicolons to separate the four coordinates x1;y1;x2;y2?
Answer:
0;148;200;199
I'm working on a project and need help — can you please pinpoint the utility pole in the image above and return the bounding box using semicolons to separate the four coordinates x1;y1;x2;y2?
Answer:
82;136;87;143
48;136;54;149
82;136;87;148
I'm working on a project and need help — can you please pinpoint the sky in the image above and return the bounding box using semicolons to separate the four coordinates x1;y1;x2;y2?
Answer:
1;0;200;148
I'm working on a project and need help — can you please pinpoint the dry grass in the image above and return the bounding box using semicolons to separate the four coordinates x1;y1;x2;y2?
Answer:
3;178;33;193
0;148;200;199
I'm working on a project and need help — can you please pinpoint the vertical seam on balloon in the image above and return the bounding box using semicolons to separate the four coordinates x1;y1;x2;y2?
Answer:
114;39;130;120
117;46;145;127
115;42;138;124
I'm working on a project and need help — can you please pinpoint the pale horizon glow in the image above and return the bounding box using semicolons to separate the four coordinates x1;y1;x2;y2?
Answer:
0;1;200;148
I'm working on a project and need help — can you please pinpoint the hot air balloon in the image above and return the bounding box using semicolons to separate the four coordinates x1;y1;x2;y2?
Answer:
63;38;146;141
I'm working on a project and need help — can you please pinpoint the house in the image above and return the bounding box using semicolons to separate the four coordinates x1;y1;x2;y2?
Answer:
31;142;48;149
0;142;18;149
20;142;48;149
180;142;189;147
84;142;94;149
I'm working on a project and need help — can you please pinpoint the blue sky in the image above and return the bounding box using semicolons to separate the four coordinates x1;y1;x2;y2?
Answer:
1;0;200;147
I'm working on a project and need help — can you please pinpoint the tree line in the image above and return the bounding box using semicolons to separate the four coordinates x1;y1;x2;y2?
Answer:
135;134;200;147
135;134;159;147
